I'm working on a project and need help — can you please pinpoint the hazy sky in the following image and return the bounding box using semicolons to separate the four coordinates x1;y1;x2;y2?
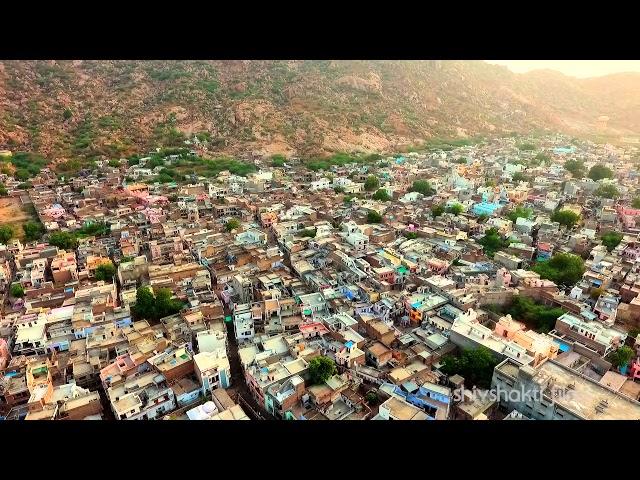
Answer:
485;60;640;78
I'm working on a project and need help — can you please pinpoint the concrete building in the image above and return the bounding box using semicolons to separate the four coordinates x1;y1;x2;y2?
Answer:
492;358;640;420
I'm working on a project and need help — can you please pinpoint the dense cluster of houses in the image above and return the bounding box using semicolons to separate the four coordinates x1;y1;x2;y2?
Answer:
2;134;640;420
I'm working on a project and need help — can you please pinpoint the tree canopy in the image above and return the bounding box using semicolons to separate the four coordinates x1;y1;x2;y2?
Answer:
95;261;116;281
477;227;508;258
308;356;337;385
506;206;533;223
0;225;13;244
447;203;464;215
365;391;379;405
588;164;614;181
440;347;499;389
367;210;383;223
533;152;550;165
431;204;445;218
132;286;184;322
551;209;580;228
595;183;620;199
48;231;78;250
601;231;623;252
372;189;391;201
564;159;585;178
609;346;634;369
271;154;286;167
10;283;24;298
503;295;565;333
511;171;529;183
23;222;44;242
409;180;435;196
364;176;380;191
225;218;241;232
517;143;536;151
532;253;585;286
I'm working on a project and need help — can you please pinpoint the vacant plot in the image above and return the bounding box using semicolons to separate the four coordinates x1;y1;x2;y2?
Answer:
0;196;37;240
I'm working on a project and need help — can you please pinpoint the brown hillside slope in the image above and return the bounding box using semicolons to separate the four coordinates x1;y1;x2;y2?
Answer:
0;60;638;161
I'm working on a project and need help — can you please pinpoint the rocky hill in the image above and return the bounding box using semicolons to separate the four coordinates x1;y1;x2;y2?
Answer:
1;60;639;162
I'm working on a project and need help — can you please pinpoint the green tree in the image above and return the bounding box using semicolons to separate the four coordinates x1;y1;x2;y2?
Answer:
132;286;156;320
307;356;337;385
333;186;345;193
372;189;391;201
0;225;13;244
0;183;7;196
595;184;620;199
447;203;463;215
564;159;585;178
225;218;241;232
23;222;44;242
343;195;355;204
154;288;184;319
505;295;565;333
365;391;379;405
477;227;508;258
632;198;640;209
409;180;435;195
440;347;499;389
431;204;445;218
367;210;383;223
271;154;286;167
511;172;528;183
477;214;489;223
588;164;614;181
10;283;24;298
15;169;30;181
299;228;317;238
48;231;78;250
63;108;73;121
364;176;380;191
609;346;634;369
532;253;586;287
628;328;640;340
533;153;550;165
132;286;183;321
551;209;580;228
506;206;533;223
403;231;418;239
517;143;536;151
590;287;604;300
601;231;623;252
95;261;116;281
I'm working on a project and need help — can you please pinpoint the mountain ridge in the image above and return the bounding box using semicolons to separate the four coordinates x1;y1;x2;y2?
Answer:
1;60;639;162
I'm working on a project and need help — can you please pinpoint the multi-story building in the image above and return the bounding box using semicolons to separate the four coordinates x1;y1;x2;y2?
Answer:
553;312;626;356
107;371;176;420
193;349;231;395
492;358;640;420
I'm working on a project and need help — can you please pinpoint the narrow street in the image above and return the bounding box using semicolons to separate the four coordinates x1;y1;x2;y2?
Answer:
219;292;275;420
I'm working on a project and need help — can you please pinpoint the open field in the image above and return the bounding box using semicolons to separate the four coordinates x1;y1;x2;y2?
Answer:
0;196;37;240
